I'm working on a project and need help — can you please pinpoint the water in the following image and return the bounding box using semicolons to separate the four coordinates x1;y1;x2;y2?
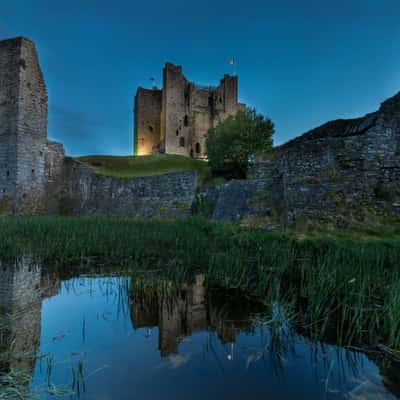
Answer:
0;262;399;400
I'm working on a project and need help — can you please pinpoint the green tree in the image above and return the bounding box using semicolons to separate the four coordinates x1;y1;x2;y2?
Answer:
206;108;274;178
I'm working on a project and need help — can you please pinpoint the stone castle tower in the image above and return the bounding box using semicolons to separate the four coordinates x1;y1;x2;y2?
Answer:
134;63;245;158
0;37;64;215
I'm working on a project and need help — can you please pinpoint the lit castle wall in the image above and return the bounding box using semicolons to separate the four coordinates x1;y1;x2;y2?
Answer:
134;63;245;158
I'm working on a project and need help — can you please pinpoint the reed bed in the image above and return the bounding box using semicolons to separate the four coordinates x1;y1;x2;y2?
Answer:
0;216;399;351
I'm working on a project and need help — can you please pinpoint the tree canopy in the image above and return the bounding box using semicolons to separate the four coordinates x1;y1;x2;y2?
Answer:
206;108;274;178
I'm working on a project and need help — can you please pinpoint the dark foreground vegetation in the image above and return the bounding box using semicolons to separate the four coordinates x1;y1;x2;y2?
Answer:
1;216;400;353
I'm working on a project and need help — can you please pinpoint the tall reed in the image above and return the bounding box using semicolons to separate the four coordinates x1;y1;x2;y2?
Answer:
0;216;399;350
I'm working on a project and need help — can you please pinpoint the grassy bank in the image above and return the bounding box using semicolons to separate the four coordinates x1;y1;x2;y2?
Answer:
77;154;217;184
0;216;400;352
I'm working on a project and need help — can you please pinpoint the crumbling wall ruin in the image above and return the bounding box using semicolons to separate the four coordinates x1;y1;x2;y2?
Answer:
61;159;197;219
214;92;400;227
2;36;400;225
0;37;65;215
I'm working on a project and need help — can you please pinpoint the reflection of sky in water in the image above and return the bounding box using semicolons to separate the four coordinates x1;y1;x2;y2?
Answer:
26;276;398;400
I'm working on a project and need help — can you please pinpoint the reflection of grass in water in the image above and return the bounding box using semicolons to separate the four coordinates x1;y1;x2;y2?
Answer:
0;347;102;399
1;216;400;352
0;365;73;400
0;369;31;399
0;302;99;400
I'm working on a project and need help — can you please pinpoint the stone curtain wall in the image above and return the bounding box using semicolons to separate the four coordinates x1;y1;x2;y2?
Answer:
2;36;400;224
215;92;400;227
213;178;284;229
62;159;197;219
44;141;66;213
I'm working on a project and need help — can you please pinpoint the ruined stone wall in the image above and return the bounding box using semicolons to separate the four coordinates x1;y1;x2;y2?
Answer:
15;38;48;213
161;65;241;158
134;88;162;155
0;37;57;215
189;87;213;157
0;38;22;214
213;177;284;228
162;63;190;156
215;92;400;227
61;158;197;219
44;140;66;213
194;75;239;158
0;37;66;216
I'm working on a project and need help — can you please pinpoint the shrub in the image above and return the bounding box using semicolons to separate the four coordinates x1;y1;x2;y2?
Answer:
206;108;274;179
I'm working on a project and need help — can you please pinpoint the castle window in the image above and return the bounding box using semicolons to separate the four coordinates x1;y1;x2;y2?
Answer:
6;170;9;177
179;137;185;147
195;142;201;154
148;125;153;132
176;130;179;136
184;115;189;127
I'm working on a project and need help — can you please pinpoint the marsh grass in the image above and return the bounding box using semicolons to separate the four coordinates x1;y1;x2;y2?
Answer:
0;216;400;351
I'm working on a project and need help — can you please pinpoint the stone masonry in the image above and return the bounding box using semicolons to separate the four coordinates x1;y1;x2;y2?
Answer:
2;36;400;224
134;63;245;158
214;92;400;227
0;37;65;215
0;37;198;218
62;158;197;219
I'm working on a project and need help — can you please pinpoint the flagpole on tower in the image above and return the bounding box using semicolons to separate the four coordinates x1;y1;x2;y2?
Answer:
229;59;236;76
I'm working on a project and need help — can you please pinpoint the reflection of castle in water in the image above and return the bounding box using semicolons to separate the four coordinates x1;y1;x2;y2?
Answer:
0;258;61;376
130;274;263;357
0;265;399;399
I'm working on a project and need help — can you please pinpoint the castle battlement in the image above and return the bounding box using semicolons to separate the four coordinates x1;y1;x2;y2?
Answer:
134;63;245;157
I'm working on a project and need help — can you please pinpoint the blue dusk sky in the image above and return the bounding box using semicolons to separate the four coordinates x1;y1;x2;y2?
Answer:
1;0;400;156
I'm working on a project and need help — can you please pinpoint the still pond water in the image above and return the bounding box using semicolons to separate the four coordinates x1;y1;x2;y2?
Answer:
1;263;399;399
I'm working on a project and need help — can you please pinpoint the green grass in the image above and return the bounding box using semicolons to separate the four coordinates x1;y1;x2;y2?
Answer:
77;154;218;185
1;216;400;352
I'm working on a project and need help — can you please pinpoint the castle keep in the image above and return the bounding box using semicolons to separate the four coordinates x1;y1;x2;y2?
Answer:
1;36;400;226
134;63;245;157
